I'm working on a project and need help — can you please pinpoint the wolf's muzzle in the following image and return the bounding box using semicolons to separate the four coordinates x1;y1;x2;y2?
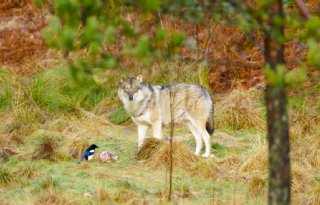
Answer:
129;95;133;101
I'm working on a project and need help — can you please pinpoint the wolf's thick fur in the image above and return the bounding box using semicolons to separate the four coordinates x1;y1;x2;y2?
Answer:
118;75;214;157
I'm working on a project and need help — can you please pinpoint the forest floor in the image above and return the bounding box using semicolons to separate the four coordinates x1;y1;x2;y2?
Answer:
1;1;320;204
0;110;266;205
0;66;319;205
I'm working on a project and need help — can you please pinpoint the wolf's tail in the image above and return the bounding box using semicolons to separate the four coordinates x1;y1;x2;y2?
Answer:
206;104;214;136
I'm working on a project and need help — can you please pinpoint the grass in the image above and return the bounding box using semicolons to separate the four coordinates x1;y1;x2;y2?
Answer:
25;69;109;112
0;114;267;204
214;89;266;131
68;138;90;158
107;107;131;125
0;65;319;204
31;135;60;161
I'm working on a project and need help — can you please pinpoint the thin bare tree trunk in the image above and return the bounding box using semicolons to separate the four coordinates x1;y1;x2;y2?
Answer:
264;1;291;204
168;87;175;201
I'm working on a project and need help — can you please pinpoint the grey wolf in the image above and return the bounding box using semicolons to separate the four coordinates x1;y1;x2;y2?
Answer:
118;75;214;157
78;144;99;164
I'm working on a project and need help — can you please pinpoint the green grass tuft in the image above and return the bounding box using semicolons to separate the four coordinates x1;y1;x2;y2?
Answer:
0;166;15;186
107;107;131;124
0;87;13;110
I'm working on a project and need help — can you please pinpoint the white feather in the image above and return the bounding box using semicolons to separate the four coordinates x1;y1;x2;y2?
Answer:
88;155;94;161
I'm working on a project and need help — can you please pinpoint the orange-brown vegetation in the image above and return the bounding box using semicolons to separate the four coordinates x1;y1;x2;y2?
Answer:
1;0;318;92
0;0;47;75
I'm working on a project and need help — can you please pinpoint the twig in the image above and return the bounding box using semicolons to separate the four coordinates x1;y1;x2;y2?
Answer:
177;55;262;70
246;32;265;52
208;58;262;70
294;0;312;19
158;10;164;29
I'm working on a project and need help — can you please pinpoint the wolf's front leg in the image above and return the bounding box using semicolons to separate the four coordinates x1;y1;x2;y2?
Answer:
137;124;148;147
152;120;162;140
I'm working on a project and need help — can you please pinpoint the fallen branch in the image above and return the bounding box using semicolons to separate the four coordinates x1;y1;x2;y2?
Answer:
208;58;262;70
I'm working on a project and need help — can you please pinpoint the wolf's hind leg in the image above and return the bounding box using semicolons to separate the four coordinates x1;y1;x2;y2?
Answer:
200;129;211;158
152;120;162;140
138;124;148;147
188;118;211;158
187;122;203;155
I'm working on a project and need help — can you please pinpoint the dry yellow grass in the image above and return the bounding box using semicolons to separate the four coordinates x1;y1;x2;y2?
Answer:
113;189;135;203
31;136;58;161
291;163;313;194
216;154;242;172
96;188;113;203
215;89;265;131
14;163;40;179
0;199;9;205
68;138;90;158
135;138;199;168
146;141;199;169
248;175;266;197
0;106;42;145
0;134;19;158
189;159;223;179
79;161;91;170
135;138;164;160
238;139;268;175
35;190;75;205
289;107;320;142
27;129;69;160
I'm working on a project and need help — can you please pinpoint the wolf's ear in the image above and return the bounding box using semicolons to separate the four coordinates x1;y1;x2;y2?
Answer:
119;78;124;85
136;74;143;83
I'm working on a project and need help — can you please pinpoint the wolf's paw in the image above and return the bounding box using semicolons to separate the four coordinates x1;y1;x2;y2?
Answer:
194;151;200;156
201;153;210;158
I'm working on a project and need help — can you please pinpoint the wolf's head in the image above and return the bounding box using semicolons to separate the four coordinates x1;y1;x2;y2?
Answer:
118;75;145;101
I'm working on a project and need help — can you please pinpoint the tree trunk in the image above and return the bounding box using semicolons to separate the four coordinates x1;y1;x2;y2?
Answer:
264;1;291;205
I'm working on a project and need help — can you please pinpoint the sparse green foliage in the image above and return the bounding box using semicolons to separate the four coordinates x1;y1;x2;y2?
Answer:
264;65;286;87
307;39;320;67
37;0;216;79
285;68;307;88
